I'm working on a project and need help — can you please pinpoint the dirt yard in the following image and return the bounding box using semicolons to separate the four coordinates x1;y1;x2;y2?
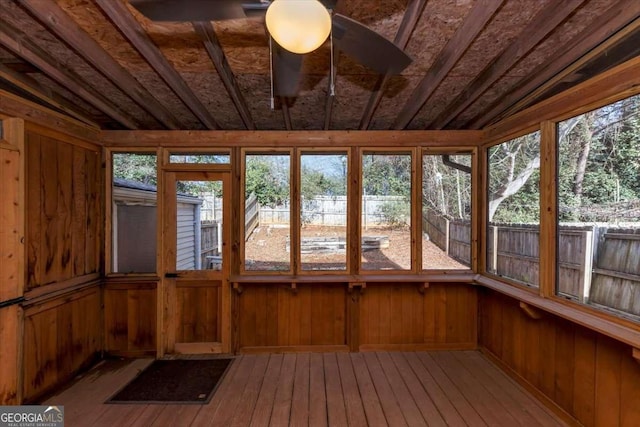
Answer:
245;225;467;271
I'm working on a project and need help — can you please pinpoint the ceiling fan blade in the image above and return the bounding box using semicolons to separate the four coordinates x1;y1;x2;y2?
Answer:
130;0;258;22
331;14;412;75
272;42;303;97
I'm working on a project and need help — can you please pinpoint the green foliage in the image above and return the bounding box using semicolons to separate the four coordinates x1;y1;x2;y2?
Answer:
113;153;157;185
558;94;640;222
245;156;290;207
362;154;411;197
377;201;410;228
300;167;345;200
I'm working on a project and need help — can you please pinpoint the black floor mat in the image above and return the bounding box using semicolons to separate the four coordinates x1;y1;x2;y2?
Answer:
107;358;233;404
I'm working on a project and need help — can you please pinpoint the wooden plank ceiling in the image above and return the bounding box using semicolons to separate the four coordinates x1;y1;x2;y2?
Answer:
0;0;638;132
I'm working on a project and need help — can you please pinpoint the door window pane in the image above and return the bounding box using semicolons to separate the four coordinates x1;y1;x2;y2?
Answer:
176;180;223;271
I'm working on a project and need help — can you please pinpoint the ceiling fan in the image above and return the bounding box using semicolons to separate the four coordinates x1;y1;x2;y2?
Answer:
130;0;413;97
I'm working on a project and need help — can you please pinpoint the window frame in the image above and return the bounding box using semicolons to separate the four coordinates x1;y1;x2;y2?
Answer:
240;148;295;275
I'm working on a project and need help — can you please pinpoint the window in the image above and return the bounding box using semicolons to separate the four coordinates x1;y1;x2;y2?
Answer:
244;153;291;271
300;153;348;271
169;153;230;164
486;131;541;287
557;93;640;320
361;152;412;271
422;154;472;270
111;153;157;273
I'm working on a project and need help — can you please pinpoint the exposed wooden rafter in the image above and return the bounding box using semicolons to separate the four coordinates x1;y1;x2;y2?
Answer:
192;21;256;130
427;0;585;129
95;0;220;130
359;0;428;130
468;3;640;129
19;0;183;129
0;19;138;129
392;0;504;130
0;62;97;126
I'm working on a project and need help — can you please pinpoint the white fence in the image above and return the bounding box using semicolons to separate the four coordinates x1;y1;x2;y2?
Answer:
259;195;409;227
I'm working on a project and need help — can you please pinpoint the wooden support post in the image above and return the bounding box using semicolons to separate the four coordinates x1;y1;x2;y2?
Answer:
578;229;594;303
519;302;543;320
490;225;499;273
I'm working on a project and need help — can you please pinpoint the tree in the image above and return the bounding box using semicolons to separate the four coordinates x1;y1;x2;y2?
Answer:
245;156;289;207
488;132;540;222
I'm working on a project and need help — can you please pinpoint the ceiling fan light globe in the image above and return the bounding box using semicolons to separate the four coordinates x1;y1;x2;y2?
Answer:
265;0;331;54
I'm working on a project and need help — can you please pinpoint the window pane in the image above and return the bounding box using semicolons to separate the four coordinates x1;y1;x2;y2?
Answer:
361;153;411;271
300;153;348;271
175;180;223;271
487;132;540;287
169;153;230;164
244;154;291;271
112;153;157;273
422;154;471;269
557;94;640;320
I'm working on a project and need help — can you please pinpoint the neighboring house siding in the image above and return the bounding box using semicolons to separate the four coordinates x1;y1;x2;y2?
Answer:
177;202;196;270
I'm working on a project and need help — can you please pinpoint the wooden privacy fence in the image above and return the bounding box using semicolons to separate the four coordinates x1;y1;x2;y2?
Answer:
426;208;640;316
245;193;259;239
200;220;220;268
423;208;471;266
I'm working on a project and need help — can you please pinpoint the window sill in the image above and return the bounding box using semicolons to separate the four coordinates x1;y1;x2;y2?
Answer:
229;272;476;284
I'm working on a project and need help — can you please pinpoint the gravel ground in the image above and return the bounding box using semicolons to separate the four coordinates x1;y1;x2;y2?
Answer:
245;225;468;271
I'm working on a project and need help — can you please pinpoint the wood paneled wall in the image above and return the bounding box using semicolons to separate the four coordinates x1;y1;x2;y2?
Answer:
237;283;347;352
359;283;477;351
479;289;640;426
18;123;103;403
22;286;100;402
25;129;101;290
104;281;157;356
235;282;477;353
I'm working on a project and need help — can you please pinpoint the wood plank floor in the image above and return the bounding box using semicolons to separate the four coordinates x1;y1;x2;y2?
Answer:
43;351;566;426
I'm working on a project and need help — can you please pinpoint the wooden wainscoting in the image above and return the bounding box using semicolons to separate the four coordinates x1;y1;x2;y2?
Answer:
104;280;157;357
22;285;101;402
479;289;640;426
359;282;477;351
234;282;477;353
236;283;347;353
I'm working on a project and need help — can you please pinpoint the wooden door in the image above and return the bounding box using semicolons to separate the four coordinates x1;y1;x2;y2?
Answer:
162;171;230;354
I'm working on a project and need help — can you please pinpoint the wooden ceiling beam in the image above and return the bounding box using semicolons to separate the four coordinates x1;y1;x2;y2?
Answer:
95;0;220;130
359;0;428;130
192;21;256;130
19;0;183;129
427;0;585;129
0;19;139;129
468;2;640;129
0;62;98;126
391;0;504;130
